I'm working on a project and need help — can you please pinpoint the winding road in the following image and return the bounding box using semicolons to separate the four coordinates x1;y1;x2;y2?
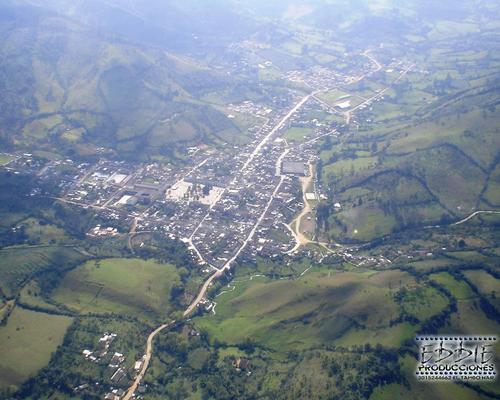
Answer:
122;55;398;398
121;55;399;395
123;321;175;400
453;210;500;225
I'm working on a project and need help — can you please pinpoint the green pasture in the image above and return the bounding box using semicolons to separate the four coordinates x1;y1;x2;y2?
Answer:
283;127;314;142
0;307;73;389
19;218;71;245
51;258;180;320
0;154;14;165
430;272;475;300
196;270;415;351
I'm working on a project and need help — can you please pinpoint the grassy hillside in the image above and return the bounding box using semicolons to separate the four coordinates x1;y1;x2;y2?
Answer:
177;221;500;400
318;29;500;242
195;269;443;351
0;246;87;298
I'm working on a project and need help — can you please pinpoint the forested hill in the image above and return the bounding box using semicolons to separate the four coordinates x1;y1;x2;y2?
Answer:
0;1;249;161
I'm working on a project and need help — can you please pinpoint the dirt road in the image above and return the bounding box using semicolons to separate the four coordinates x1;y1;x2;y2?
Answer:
453;210;500;225
122;321;175;400
287;162;315;252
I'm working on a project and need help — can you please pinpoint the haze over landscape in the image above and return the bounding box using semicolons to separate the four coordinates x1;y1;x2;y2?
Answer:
0;1;499;399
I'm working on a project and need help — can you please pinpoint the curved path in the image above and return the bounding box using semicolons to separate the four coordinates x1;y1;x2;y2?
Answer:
185;94;311;267
283;222;301;254
184;175;287;316
453;210;500;225
183;269;223;316
183;93;316;315
287;162;315;253
123;321;175;400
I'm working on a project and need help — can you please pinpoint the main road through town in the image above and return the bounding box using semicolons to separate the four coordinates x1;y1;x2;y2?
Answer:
123;91;315;399
186;91;317;267
184;89;318;313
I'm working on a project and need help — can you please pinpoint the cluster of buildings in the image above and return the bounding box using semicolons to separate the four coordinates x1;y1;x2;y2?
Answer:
285;65;351;89
88;225;120;237
0;88;334;273
78;332;147;399
227;100;273;118
82;332;118;363
0;46;403;310
64;160;177;211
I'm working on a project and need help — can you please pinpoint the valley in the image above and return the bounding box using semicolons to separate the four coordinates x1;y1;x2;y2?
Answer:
0;1;499;400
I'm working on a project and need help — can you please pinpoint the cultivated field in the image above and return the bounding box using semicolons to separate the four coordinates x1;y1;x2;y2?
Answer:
0;246;86;297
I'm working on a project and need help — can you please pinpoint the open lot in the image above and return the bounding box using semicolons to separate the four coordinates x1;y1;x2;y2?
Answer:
283;127;314;142
0;154;15;165
18;218;71;245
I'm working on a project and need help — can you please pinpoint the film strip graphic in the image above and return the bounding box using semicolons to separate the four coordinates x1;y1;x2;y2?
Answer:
415;335;497;380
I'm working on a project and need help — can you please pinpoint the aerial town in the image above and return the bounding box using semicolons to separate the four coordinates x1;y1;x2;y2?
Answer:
1;2;497;400
1;48;415;315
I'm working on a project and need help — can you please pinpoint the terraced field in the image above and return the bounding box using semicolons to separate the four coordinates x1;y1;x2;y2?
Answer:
0;246;87;297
